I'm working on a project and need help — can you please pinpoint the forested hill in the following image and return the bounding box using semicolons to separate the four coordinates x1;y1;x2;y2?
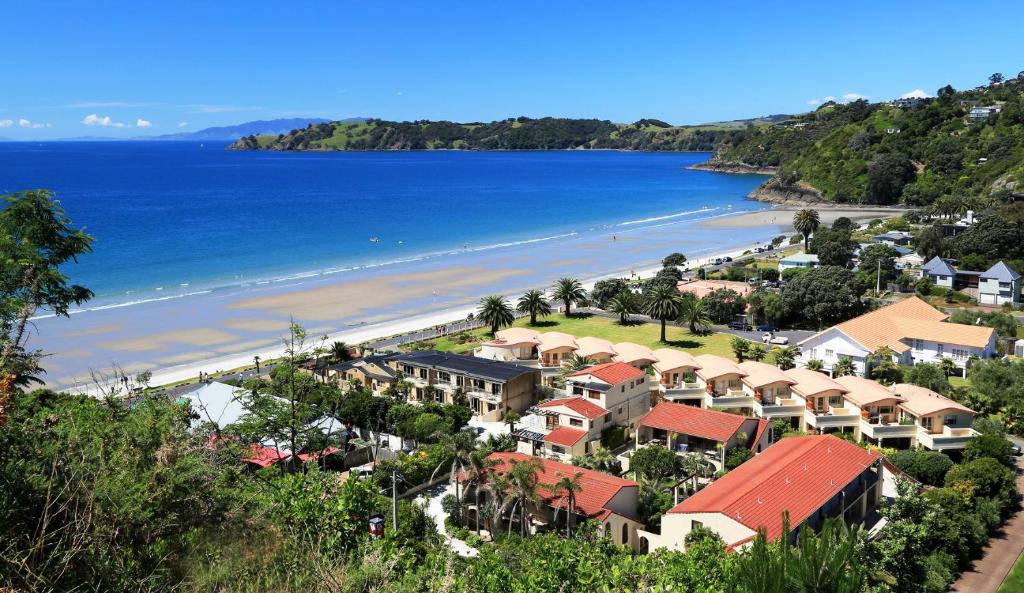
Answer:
700;73;1024;206
227;116;789;152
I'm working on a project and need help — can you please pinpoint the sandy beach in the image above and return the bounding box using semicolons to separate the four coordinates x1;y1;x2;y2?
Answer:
700;206;910;230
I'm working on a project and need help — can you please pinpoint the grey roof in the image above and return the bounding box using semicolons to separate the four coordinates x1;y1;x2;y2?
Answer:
780;253;819;264
891;245;913;256
981;261;1021;282
921;256;957;276
872;231;912;241
388;350;537;382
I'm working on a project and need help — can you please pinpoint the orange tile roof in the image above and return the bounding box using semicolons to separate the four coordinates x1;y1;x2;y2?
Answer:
652;348;701;374
784;368;848;398
738;361;797;389
639;401;746;443
668;435;881;542
569;361;646;385
543;426;589;446
891;383;975;416
537;396;608;419
484;452;639;519
575;336;617;358
832;375;903;407
693;354;746;381
612;342;658;365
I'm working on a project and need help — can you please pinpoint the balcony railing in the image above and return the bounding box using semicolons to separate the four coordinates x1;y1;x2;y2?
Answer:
916;425;980;451
859;418;917;440
754;397;805;417
704;389;754;409
804;405;859;428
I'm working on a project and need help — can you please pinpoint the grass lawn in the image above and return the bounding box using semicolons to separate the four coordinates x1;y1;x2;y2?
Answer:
948;375;970;389
420;314;749;361
998;553;1024;593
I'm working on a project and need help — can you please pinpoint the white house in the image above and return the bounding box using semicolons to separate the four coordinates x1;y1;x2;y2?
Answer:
978;261;1021;305
796;296;997;377
779;252;819;273
1016;339;1024;358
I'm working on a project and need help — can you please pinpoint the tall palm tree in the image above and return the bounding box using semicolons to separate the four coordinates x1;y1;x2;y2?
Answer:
679;295;711;334
516;289;551;325
805;359;825;372
551;277;586;317
462;449;499;534
938;357;957;378
748;344;768;362
552;471;584;537
773;346;798;370
330;340;351;363
608;290;637;324
793;209;820;250
832;356;856;377
731;336;751;362
558;354;596;386
644;283;685;342
500;458;544;537
477;295;515;334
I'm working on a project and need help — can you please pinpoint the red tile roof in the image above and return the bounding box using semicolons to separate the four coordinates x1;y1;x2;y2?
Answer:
749;419;769;451
538;396;608;419
544;426;589;446
243;445;287;468
484;452;638;519
569;361;645;385
297;447;342;462
639;401;747;443
668;435;881;541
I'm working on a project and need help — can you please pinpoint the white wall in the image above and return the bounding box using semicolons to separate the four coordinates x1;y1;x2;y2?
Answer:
797;330;869;376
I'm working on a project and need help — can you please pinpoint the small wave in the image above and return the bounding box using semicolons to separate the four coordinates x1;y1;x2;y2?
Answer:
30;290;214;320
617;207;716;227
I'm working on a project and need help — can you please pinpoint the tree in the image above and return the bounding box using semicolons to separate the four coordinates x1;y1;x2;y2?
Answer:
702;288;746;324
888;449;954;486
608;290;638;324
551;277;586;317
630;445;681;481
662;252;687;268
806;359;824;372
330;340;352;363
866;152;915;204
644;282;685;342
868;347;904;385
903;363;950;394
821;353;853;376
0;190;95;387
501;458;544;536
793;209;820;250
810;226;857;268
945;457;1018;513
774;346;798;370
552;471;583;537
858;244;900;287
915;225;946;260
516;289;551;326
504;410;521;433
747;344;767;362
679;294;712;334
989;72;1004;85
725;447;754;470
731;336;751;362
781;266;866;328
478;295;515;334
590;278;629;309
964;432;1014;466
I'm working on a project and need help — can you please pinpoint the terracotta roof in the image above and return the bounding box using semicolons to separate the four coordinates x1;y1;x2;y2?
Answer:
575;336;617;358
544;426;589;446
891;316;995;349
652;348;701;374
738;361;797;389
784;368;848;398
676;279;753;299
537;396;608;419
668;435;881;542
243;445;287;468
749;419;769;451
891;383;975;416
612;342;658;365
490;327;541;346
538;331;578;352
639;401;746;443
833;375;903;407
569;361;646;385
694;354;746;381
484;452;639;519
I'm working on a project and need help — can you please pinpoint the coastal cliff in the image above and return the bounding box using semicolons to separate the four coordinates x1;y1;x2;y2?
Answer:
746;178;827;206
686;160;777;175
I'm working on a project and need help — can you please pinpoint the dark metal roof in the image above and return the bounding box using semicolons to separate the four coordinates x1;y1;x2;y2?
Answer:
512;428;548;442
387;350;537;382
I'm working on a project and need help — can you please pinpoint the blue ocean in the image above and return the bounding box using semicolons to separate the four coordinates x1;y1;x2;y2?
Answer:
0;143;767;305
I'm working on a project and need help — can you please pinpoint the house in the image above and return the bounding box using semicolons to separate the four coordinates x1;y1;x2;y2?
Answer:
514;361;650;460
475;327;541;363
795;296;997;377
464;452;644;549
786;368;859;435
612;342;658;368
387;350;540;421
327;355;397;393
179;380;246;428
978;261;1021;305
897;250;925;270
778;252;819;273
677;279;753;300
834;375;910;447
968;106;1000;122
871;231;913;246
638;435;883;553
890;383;979;451
695;354;750;414
633;401;769;470
575;336;618;363
739;361;802;424
651;348;704;405
919;256;960;288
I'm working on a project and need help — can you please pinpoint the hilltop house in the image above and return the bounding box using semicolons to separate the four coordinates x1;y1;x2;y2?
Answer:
968;106;1000;122
638;435;883;553
920;257;1021;304
328;355;397;393
632;401;769;470
795;296;997;377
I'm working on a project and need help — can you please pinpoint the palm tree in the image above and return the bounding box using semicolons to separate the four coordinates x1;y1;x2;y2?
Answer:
731;336;751;362
805;359;825;372
477;295;515;334
557;354;596;386
679;294;712;334
774;346;798;370
552;471;584;537
793;209;820;250
832;356;856;377
504;410;521;433
501;458;544;537
462;449;499;534
748;344;768;362
516;289;551;325
608;290;637;324
330;340;351;363
939;357;957;378
644;283;685;342
551;277;586;317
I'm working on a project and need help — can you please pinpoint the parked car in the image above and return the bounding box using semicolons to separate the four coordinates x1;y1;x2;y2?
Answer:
754;247;764;253
728;320;753;331
722;256;733;262
757;323;778;332
713;257;723;265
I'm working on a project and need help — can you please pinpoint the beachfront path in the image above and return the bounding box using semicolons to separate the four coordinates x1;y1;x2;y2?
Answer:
951;442;1024;593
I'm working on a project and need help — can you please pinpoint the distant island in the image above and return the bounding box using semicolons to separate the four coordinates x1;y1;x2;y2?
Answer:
144;117;349;141
695;72;1024;207
228;115;791;152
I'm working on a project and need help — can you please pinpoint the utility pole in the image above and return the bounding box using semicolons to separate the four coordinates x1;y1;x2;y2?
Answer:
876;259;882;293
392;470;399;531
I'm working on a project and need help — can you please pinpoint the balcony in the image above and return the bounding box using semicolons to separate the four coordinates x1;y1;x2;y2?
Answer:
916;425;980;451
704;388;754;409
804;405;859;429
859;417;917;440
754;397;805;418
661;382;705;402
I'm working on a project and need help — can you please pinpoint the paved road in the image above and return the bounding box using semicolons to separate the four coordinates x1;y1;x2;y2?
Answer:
951;438;1024;593
718;328;816;345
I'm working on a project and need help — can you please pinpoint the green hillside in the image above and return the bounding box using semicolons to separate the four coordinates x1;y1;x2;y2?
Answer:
229;116;784;152
710;73;1024;205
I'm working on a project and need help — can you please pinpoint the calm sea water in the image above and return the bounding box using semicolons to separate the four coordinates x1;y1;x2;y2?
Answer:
0;143;766;305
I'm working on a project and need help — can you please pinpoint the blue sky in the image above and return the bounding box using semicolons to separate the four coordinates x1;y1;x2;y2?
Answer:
3;1;1023;139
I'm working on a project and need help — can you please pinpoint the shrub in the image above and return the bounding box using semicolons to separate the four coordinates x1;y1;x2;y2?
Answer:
889;449;954;486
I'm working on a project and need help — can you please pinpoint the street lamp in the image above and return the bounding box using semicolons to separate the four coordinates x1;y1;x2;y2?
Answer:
254;355;261;375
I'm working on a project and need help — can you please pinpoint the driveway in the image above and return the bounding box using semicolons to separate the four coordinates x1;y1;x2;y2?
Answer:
417;483;479;558
950;440;1024;593
717;327;816;346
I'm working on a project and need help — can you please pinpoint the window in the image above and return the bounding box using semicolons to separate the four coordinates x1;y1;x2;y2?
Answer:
937;344;944;355
621;524;629;545
617;407;623;414
588;390;600;399
419;369;427;380
920;416;933;430
621;385;625;393
637;377;644;385
569;418;583;428
403;365;414;375
691;520;703;530
438;371;451;383
491;384;501;395
551;445;565;454
473;379;485;390
435;389;444;403
629;381;634;389
829;395;843;406
604;413;612;422
825;349;834;358
944;416;957;426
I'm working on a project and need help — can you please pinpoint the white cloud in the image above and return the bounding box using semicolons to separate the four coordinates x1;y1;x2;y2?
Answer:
178;121;188;127
807;99;821;106
19;118;51;129
900;89;931;99
81;113;126;127
823;96;836;102
0;119;12;127
135;118;152;128
841;93;869;102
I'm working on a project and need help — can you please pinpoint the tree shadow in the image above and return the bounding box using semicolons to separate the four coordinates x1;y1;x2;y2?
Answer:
664;339;703;349
566;312;593;320
528;320;559;328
